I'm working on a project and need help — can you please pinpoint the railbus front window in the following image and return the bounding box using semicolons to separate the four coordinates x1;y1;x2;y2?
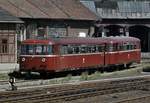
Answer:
35;45;42;54
27;45;34;55
21;44;53;55
21;45;34;55
60;45;68;54
35;45;52;55
109;44;113;52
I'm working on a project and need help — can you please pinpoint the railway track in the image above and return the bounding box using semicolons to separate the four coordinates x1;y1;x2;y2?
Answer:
0;79;39;91
114;95;150;103
0;76;149;103
0;76;149;98
0;80;9;85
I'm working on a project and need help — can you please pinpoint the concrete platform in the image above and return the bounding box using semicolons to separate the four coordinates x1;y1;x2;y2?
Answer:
0;63;19;73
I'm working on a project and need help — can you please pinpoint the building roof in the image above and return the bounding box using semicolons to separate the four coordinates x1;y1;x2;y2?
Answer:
82;0;150;19
0;0;98;20
0;7;23;23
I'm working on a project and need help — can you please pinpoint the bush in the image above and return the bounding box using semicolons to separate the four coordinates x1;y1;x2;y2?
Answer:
80;72;89;81
61;74;72;83
89;71;101;80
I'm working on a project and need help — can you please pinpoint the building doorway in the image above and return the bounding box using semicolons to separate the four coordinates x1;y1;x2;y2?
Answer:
105;25;124;37
129;25;150;52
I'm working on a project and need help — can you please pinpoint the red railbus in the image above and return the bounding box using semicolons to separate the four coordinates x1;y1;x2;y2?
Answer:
19;37;141;75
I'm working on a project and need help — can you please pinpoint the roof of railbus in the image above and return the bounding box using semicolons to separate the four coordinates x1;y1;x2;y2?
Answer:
21;36;140;45
21;39;55;45
105;36;140;44
22;37;107;45
55;37;107;45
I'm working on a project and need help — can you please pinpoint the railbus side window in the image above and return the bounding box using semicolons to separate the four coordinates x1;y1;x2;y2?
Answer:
129;43;134;50
80;45;88;53
113;44;118;51
87;45;92;53
60;44;106;54
109;44;113;52
73;45;79;54
131;43;135;50
123;43;127;50
97;45;104;52
118;44;123;51
105;44;109;52
127;44;130;50
67;45;74;54
91;46;96;52
60;45;68;54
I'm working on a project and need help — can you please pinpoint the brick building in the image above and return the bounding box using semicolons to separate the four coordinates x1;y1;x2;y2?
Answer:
0;7;23;64
0;7;23;71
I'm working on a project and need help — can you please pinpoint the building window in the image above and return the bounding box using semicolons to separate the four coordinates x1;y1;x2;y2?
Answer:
0;39;8;53
48;28;67;37
37;27;46;38
26;23;37;39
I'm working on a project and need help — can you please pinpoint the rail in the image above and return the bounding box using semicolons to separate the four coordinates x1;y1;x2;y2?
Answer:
115;95;150;103
0;76;149;103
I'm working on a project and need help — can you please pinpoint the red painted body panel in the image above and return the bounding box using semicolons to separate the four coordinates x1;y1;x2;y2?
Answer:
20;56;59;72
58;53;104;71
20;53;105;72
105;49;141;65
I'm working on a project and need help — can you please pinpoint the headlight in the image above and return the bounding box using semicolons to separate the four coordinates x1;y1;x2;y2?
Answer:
42;58;46;62
22;58;25;62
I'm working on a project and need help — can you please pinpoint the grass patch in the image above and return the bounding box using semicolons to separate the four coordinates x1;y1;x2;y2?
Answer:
61;74;72;83
0;73;9;80
89;71;101;80
48;63;150;84
80;72;89;81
